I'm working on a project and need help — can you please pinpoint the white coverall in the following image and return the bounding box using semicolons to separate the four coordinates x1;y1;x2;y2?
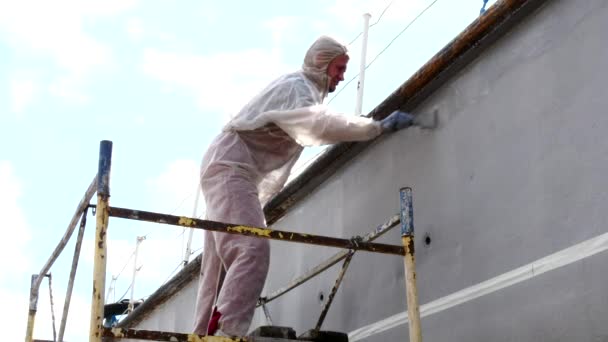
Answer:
194;36;383;336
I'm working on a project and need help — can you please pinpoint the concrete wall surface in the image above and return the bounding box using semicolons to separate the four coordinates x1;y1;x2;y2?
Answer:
254;0;608;340
129;278;198;336
131;0;608;340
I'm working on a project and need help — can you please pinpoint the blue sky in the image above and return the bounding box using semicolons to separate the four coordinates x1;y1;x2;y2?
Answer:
0;0;496;340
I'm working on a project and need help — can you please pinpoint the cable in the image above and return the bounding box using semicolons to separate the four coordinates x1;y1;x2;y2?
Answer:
168;191;195;216
348;0;395;45
366;0;439;70
289;147;329;178
138;255;198;303
161;261;184;286
117;257;141;301
114;250;136;281
327;74;359;104
118;283;132;302
142;190;196;239
371;0;394;28
328;0;441;105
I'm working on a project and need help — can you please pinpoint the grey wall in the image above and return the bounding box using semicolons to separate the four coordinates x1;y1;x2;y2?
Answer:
254;0;608;340
132;0;608;340
131;278;198;335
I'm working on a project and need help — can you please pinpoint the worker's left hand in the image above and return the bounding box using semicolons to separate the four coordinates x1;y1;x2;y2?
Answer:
380;110;414;133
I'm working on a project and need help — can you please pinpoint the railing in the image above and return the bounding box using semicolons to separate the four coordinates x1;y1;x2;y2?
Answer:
25;140;422;342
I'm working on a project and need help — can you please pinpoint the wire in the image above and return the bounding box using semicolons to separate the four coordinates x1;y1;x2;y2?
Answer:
366;0;439;70
161;261;184;286
371;0;394;28
348;0;395;45
141;190;196;239
169;191;196;216
328;0;441;105
288;147;329;178
327;74;359;105
114;250;136;280
118;283;132;302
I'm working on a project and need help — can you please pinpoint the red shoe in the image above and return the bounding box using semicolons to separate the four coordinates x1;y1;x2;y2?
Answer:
207;306;222;336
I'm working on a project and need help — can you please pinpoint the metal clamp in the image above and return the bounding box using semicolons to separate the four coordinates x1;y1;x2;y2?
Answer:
349;235;364;249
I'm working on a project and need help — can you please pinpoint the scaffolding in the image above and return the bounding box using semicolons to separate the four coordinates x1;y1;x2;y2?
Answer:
24;141;422;342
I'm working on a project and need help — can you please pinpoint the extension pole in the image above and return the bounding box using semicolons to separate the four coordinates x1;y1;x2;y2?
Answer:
90;140;112;342
355;13;371;115
400;187;422;342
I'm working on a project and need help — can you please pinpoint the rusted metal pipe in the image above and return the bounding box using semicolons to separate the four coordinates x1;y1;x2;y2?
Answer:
25;275;39;342
258;214;400;306
102;327;248;341
58;208;88;342
24;176;97;342
400;187;422;342
90;140;112;342
108;207;405;256
314;250;355;331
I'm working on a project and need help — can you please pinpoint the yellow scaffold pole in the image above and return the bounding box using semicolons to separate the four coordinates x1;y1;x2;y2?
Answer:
89;140;112;342
400;187;422;342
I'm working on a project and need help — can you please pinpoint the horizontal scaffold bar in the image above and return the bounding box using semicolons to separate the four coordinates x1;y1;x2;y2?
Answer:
108;207;405;256
102;327;247;341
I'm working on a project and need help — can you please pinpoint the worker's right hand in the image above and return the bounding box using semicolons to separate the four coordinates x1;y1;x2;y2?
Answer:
380;110;414;133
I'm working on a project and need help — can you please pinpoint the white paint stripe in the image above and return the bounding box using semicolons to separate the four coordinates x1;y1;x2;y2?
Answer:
349;231;608;341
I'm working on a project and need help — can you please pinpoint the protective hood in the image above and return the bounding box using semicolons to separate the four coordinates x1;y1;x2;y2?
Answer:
301;35;348;100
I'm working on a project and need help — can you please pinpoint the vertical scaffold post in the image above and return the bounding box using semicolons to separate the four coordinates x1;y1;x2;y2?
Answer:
25;274;39;342
400;187;422;342
90;140;112;342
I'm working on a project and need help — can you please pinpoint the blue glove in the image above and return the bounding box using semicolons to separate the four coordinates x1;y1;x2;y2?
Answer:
380;110;414;133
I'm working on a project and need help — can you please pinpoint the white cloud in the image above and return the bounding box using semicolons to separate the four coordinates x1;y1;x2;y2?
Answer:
0;161;31;281
145;159;201;215
0;1;114;71
126;17;145;41
196;2;220;26
10;78;37;114
77;159;205;305
264;16;297;47
48;75;90;104
0;285;91;341
0;0;138;102
84;0;139;17
141;48;291;115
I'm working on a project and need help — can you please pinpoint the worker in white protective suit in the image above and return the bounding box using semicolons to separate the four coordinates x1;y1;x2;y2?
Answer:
194;35;413;337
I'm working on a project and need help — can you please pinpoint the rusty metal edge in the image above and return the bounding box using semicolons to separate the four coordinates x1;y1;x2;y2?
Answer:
102;327;249;341
117;0;549;328
108;206;405;255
